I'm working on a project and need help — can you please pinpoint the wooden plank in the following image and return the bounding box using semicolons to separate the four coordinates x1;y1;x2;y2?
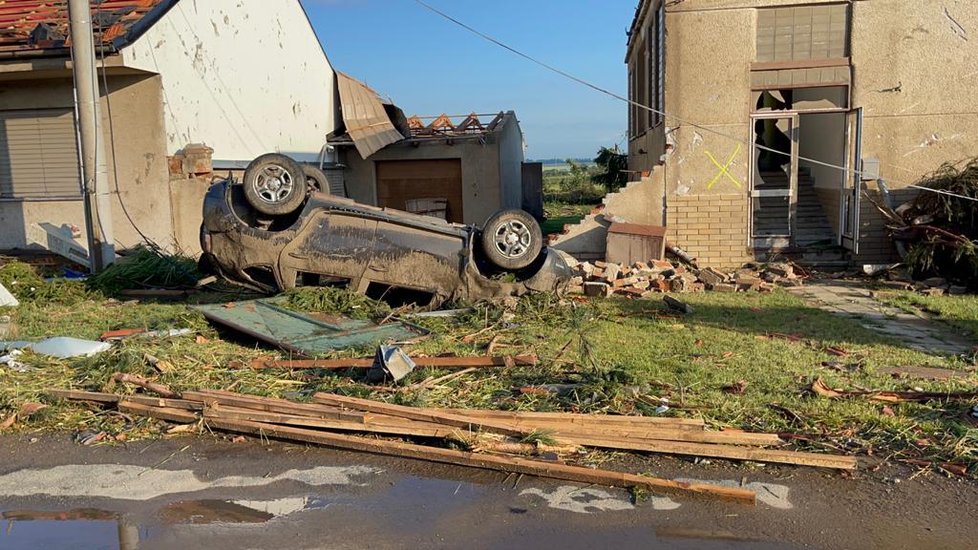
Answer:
182;391;367;422
250;355;538;370
361;413;778;446
570;435;856;470
313;393;531;438
203;406;462;439
118;401;199;424
46;390;120;404
531;425;781;446
204;417;756;505
438;408;705;428
124;396;204;411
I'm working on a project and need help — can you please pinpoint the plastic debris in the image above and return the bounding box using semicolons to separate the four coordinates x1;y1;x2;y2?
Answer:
0;283;18;307
2;337;112;359
0;349;29;372
368;345;417;383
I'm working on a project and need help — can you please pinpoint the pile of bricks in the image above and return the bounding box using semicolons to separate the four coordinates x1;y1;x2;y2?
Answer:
566;259;803;299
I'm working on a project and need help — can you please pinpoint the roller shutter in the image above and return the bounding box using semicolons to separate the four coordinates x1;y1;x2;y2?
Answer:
0;109;81;199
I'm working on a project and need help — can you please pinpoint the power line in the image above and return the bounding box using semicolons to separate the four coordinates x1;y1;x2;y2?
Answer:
411;0;978;204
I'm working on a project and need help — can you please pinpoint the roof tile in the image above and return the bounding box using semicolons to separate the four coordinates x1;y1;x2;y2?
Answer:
0;0;169;54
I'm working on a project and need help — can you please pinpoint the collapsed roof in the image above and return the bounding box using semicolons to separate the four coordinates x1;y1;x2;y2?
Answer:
0;0;175;57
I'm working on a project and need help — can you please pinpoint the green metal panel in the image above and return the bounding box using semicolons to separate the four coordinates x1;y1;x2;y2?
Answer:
194;300;427;356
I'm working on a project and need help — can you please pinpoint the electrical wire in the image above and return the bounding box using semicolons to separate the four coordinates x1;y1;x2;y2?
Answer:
92;3;164;252
412;0;978;204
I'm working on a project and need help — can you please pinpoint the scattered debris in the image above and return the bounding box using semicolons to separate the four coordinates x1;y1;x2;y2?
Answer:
663;295;694;314
722;380;749;395
1;337;111;359
870;159;978;287
248;354;538;371
0;283;19;307
194;299;427;356
108;373;180;399
368;346;417;383
52;389;857;473
99;328;193;342
876;366;974;381
0;349;28;372
811;377;978;403
0;402;47;430
567;258;796;300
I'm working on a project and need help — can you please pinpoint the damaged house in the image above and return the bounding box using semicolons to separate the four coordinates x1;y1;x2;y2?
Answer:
327;78;529;226
553;0;977;268
0;0;532;258
0;0;338;253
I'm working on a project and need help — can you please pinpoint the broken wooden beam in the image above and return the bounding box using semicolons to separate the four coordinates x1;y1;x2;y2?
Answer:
110;373;180;399
203;405;462;439
181;390;366;422
204;417;756;505
312;393;534;438
46;390;120;404
439;408;705;428
249;354;539;370
568;435;855;470
117;400;199;424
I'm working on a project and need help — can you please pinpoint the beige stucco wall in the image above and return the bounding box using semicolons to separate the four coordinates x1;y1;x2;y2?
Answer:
647;0;978;265
851;0;977;187
497;115;525;211
341;137;505;226
0;73;174;252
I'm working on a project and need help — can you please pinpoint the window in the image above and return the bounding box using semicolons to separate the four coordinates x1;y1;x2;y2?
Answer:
653;4;664;127
0;109;81;199
756;4;849;63
628;67;635;137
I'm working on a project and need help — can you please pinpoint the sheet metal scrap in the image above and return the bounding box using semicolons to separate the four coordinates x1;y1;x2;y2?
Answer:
194;299;427;356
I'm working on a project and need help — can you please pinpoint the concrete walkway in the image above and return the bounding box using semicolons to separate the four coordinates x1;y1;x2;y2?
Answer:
788;281;975;356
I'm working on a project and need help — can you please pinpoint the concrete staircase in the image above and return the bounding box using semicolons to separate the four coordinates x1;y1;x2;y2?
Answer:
753;170;849;267
550;169;664;261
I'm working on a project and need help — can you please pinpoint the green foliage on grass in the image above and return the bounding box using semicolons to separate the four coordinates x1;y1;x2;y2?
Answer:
1;284;975;470
87;247;200;294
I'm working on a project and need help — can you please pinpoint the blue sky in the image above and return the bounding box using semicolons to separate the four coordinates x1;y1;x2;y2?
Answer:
300;0;635;160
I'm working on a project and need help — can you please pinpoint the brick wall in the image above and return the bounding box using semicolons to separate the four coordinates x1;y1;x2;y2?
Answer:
667;194;751;268
855;187;918;264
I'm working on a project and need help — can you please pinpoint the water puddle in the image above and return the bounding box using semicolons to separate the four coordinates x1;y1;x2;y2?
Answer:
160;500;275;525
1;509;140;550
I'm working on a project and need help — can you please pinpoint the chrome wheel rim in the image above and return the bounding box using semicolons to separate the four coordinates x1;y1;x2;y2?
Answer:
252;164;296;204
493;220;532;258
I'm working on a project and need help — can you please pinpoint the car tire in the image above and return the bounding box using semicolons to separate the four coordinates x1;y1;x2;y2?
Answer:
243;153;307;216
481;209;543;271
303;165;331;195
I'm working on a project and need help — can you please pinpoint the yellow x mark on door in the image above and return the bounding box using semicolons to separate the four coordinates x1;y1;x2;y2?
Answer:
705;144;743;190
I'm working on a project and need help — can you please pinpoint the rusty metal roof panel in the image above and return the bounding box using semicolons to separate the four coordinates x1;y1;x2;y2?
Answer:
336;72;404;159
0;0;173;55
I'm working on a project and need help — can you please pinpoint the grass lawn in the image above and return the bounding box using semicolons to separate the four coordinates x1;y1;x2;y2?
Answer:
873;289;978;338
541;202;597;236
2;267;976;471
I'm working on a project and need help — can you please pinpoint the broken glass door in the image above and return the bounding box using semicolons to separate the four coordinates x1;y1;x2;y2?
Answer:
750;113;799;248
840;108;862;253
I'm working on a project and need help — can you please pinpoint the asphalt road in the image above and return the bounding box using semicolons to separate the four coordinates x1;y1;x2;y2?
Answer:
0;434;974;549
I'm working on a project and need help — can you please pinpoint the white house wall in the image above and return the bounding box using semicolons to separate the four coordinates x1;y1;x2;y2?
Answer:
120;0;337;164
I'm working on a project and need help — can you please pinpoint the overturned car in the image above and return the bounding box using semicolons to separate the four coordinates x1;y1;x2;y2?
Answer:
200;154;571;306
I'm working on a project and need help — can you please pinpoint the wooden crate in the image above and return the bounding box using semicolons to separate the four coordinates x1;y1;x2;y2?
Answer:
606;223;666;264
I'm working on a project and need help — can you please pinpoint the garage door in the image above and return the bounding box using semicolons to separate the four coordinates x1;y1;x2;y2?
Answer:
0;109;81;199
376;159;463;223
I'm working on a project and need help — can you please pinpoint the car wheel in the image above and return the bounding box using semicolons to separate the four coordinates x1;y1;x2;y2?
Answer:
303;165;331;195
481;209;543;271
243;153;307;216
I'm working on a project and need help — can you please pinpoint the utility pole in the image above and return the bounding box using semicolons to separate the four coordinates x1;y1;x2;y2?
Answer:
68;0;115;271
